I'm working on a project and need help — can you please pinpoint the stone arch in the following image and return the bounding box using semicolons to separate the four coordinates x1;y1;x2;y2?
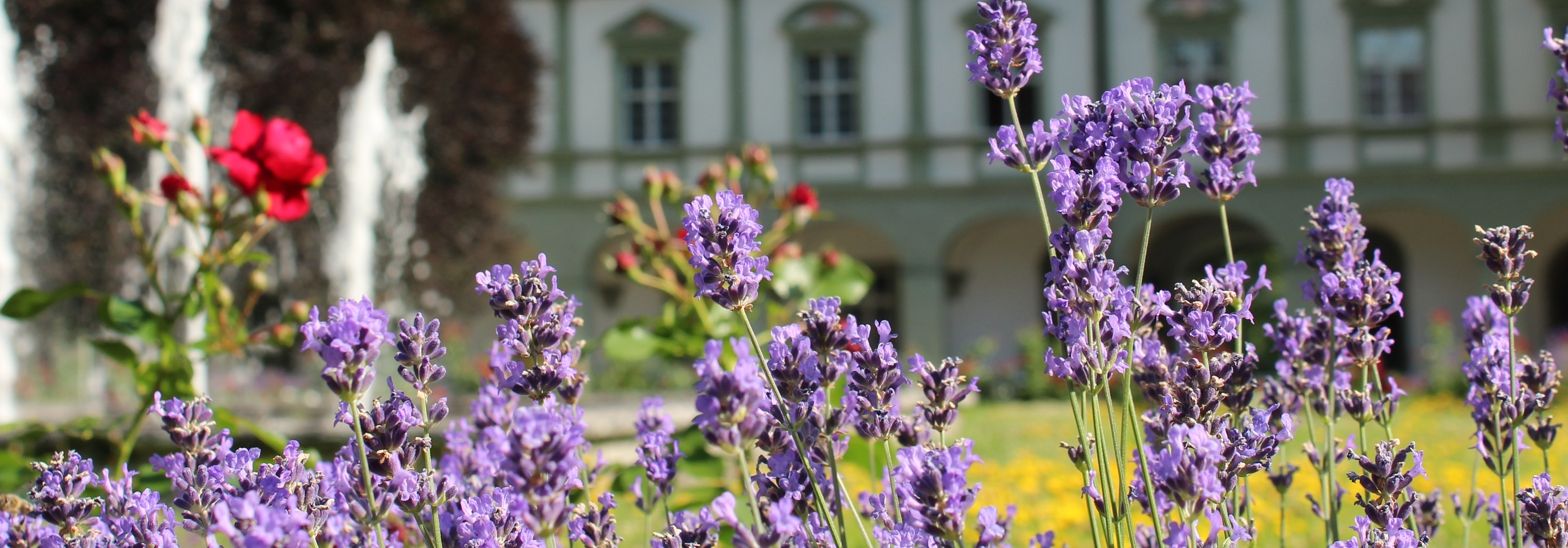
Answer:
1358;203;1474;379
940;214;1050;367
1142;211;1274;292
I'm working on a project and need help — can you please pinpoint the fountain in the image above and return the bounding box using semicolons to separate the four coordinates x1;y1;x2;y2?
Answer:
0;10;38;422
149;0;215;392
326;32;429;305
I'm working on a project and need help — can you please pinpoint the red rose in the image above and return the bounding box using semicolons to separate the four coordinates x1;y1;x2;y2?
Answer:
158;174;197;201
130;109;168;145
785;181;820;213
613;250;638;273
209;110;327;222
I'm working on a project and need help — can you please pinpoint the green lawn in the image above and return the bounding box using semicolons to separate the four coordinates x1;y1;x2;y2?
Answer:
607;395;1567;547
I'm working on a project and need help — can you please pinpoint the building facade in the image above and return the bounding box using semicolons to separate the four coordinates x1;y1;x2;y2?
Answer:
508;0;1568;379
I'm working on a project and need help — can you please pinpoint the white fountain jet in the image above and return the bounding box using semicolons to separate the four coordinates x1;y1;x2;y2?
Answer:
326;32;429;305
149;0;215;392
0;11;39;423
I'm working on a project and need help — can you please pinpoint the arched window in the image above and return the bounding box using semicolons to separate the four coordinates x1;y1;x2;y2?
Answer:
784;2;869;143
1148;0;1239;87
607;9;690;149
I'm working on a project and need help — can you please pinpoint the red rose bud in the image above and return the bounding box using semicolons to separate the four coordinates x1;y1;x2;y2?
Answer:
744;144;770;168
129;109;168;146
606;195;638;225
159;173;197;202
191;114;211;147
285;300;311;323
613;250;638;273
641;166;664;193
92;148;127;196
822;248;842;268
697;164;724;194
269;323;296;348
785;182;820;214
208;110;327;222
662;170;684;197
724;154;743;182
773;242;802;261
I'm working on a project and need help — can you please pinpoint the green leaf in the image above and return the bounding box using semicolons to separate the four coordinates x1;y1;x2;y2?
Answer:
88;339;140;369
806;255;873;304
101;297;151;334
769;256;815;299
603;321;658;363
1;284;90;319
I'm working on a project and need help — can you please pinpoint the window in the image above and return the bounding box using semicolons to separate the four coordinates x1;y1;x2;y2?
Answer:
1148;0;1237;87
623;60;679;147
981;83;1041;128
784;2;868;143
1166;36;1227;87
802;52;859;140
1356;27;1425;124
606;9;689;149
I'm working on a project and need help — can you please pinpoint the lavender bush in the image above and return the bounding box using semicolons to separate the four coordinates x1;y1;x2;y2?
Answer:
6;2;1568;547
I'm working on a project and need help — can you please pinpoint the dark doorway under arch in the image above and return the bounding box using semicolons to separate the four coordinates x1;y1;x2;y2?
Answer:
1365;228;1409;373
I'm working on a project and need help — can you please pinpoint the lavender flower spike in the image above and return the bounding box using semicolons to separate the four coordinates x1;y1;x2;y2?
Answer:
300;296;389;399
683;190;772;311
913;355;979;435
966;0;1043;98
1544;27;1568;153
987;120;1052;171
1188;82;1261;202
393;312;448;395
634;397;683;513
1474;225;1537;316
693;339;772;453
1517;473;1568;547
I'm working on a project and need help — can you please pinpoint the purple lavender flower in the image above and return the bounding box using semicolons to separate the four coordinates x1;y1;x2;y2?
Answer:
1475;225;1537;315
503;402;588;536
975;505;1016;548
889;440;981;542
344;383;424;477
1168;271;1243;354
1132;423;1226;516
765;324;823;403
1517;473;1568;546
653;500;724;548
1041;226;1134;389
475;254;578;335
300;297;389;399
147;395;261;532
633;397;682;513
1051;93;1115;171
965;0;1043;98
569;493;621;548
1545;27;1568;153
1108;77;1193;208
97;466;178;546
393;312;448;396
442;490;544;547
683;190;772;311
1047;155;1124;230
28;451;100;540
493;319;581;402
846;321;906;441
693;339;773;453
1301;178;1369;276
209;491;313;547
1339;440;1428;546
913;355;979;435
1187;82;1260;202
1316;252;1403;330
0;511;62;546
987;120;1052;171
797;296;866;384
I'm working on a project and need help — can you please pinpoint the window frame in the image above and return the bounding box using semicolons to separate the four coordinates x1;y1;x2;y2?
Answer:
1343;0;1437;167
606;9;691;154
783;2;870;146
1147;0;1239;88
619;59;682;149
1352;24;1428;127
